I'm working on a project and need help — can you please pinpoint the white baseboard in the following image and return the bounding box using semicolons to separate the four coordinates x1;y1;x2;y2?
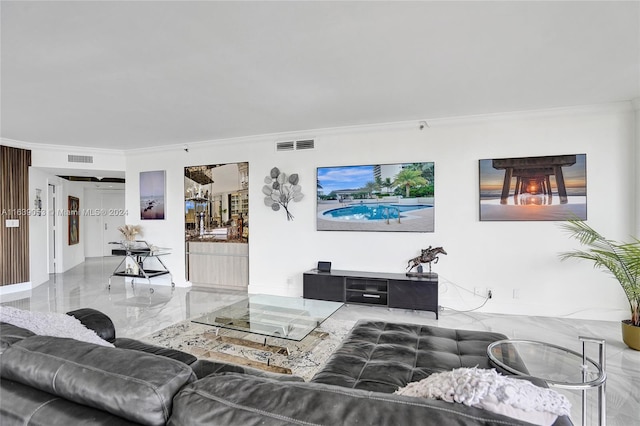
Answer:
0;282;32;303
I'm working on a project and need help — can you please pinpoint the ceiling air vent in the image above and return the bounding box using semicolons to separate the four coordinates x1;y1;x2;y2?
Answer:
68;154;94;164
275;139;315;152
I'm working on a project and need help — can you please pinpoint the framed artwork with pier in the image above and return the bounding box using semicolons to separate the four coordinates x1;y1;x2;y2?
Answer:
479;154;587;221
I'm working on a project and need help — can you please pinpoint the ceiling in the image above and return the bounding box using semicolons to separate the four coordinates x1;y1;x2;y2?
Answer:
1;1;638;151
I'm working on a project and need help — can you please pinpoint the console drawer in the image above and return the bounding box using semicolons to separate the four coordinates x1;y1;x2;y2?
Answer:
346;290;388;306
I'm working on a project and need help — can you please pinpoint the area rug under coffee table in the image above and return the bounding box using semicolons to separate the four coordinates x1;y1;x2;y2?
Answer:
140;316;356;381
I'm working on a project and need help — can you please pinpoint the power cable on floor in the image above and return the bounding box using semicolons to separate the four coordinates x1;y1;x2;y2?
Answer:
440;294;491;313
438;274;492;313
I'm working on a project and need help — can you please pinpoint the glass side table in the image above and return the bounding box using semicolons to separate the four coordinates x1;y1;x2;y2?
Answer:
487;337;606;426
108;240;174;291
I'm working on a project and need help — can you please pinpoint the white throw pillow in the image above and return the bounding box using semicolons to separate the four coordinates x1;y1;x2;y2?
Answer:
395;367;570;426
0;306;114;347
478;394;559;426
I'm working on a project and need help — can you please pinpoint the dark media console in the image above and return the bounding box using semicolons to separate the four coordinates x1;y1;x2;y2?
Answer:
303;269;439;319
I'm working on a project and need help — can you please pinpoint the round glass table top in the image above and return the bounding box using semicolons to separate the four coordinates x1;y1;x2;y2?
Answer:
487;339;606;389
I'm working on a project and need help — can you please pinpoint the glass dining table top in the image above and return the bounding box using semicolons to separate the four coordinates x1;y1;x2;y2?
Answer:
191;294;343;341
487;339;605;389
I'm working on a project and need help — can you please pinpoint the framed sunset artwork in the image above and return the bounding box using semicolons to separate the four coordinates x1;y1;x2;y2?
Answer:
479;154;587;221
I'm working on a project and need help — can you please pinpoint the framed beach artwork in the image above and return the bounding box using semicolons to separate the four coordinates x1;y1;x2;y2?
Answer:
68;196;79;245
479;154;587;221
316;162;435;232
140;170;166;220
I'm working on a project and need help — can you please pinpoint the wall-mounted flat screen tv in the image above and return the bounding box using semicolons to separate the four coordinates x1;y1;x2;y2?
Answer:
316;162;435;232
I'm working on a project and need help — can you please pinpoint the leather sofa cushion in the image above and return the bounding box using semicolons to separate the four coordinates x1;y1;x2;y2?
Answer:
114;337;197;365
0;336;196;426
0;322;35;353
311;320;509;393
168;373;533;426
0;378;138;426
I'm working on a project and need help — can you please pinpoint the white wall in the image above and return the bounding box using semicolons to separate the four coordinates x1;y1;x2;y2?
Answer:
10;103;634;320
26;142;126;174
28;168;51;286
123;102;635;322
634;98;640;236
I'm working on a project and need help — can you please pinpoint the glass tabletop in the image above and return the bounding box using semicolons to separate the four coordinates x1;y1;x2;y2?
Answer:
191;294;343;341
487;339;605;389
109;240;171;256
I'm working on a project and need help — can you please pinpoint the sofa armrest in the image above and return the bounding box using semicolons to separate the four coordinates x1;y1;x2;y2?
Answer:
66;308;116;343
0;378;139;425
1;335;195;426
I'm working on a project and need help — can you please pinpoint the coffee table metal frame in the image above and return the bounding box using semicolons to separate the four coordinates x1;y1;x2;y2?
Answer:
487;337;606;426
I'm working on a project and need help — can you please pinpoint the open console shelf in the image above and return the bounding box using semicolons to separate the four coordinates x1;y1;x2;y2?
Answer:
345;278;388;306
303;269;438;318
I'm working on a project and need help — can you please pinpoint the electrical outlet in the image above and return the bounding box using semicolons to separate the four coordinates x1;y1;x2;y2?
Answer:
474;287;492;298
513;288;520;299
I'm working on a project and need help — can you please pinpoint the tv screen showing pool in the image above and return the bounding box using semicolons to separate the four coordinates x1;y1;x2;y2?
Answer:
316;162;435;232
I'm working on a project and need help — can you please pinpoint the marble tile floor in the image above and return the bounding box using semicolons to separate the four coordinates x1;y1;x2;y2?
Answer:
1;257;638;425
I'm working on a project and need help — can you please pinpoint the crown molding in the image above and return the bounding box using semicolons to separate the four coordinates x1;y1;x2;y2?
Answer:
426;101;635;128
5;101;634;156
1;138;125;155
127;101;635;155
124;119;418;156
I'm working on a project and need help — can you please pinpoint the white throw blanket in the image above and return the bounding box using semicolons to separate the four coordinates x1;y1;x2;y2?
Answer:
395;367;571;426
0;306;114;347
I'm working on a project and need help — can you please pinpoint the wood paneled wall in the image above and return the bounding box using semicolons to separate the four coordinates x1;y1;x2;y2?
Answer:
0;145;32;286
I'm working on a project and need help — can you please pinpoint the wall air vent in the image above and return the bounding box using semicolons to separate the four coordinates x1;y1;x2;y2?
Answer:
275;141;295;152
296;139;315;150
67;154;94;164
275;139;315;152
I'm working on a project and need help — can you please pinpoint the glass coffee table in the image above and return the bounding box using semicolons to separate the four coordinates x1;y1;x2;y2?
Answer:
191;294;343;341
488;337;606;426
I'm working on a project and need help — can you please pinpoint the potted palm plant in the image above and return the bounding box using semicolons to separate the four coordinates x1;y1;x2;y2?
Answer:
559;220;640;350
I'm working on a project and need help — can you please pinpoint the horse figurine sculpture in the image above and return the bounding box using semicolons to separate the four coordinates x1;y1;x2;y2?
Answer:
406;246;447;274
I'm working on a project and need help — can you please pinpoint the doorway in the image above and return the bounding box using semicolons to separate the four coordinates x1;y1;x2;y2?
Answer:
83;188;126;258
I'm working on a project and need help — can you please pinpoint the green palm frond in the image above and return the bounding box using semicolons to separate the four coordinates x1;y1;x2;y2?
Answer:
559;220;640;326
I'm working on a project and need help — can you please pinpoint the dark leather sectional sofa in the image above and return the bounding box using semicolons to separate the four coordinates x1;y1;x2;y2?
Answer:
0;308;573;425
